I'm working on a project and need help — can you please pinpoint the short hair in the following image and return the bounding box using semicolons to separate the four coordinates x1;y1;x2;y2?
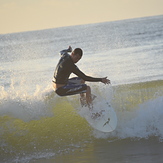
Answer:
73;48;83;57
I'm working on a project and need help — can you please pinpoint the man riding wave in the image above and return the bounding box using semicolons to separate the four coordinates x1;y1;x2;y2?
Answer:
52;46;110;107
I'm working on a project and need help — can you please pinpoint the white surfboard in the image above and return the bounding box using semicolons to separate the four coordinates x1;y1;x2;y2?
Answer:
79;97;117;132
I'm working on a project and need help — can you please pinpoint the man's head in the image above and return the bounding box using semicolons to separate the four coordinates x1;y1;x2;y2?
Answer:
71;48;83;63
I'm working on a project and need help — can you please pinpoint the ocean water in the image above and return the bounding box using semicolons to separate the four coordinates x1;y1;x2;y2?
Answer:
0;15;163;163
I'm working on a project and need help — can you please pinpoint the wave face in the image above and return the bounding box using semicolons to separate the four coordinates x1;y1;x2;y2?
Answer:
0;80;163;162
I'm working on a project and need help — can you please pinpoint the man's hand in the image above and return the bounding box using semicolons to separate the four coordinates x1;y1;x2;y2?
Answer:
101;77;110;84
67;46;72;52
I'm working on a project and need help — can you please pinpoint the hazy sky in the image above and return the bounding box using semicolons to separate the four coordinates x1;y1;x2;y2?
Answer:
0;0;163;34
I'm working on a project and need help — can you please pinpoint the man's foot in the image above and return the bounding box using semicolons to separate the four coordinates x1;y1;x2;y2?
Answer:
86;94;96;109
80;97;87;107
91;94;97;101
80;97;93;111
80;94;97;110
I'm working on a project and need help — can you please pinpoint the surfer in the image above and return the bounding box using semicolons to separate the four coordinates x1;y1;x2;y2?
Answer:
52;46;110;107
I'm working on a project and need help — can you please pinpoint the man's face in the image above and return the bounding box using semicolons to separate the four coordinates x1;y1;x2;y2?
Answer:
71;53;82;63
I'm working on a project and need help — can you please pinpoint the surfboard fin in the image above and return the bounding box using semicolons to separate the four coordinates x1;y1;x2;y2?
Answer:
103;118;110;127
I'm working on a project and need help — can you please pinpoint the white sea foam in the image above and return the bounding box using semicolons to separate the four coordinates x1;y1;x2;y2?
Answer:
0;84;54;121
94;96;163;140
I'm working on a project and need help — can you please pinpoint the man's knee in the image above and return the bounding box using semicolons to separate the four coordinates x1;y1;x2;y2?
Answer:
81;79;85;84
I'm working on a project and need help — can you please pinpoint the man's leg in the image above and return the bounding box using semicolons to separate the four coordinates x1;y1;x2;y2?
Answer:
68;78;88;102
56;77;93;108
80;79;94;107
86;86;92;105
80;79;86;100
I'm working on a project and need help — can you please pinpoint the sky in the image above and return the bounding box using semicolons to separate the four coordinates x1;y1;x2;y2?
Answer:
0;0;163;34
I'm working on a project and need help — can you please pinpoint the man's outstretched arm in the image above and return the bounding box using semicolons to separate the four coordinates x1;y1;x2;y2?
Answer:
73;67;110;84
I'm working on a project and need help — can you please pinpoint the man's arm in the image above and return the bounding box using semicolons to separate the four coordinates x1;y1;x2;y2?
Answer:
59;46;72;56
73;67;101;82
73;67;110;83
